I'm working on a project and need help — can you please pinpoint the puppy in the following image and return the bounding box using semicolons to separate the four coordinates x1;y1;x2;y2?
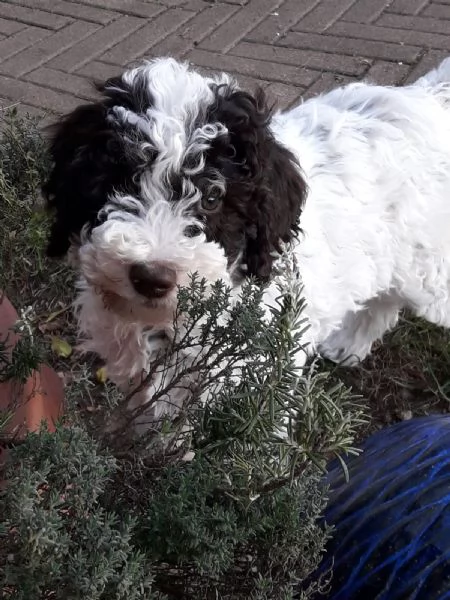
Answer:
43;56;450;428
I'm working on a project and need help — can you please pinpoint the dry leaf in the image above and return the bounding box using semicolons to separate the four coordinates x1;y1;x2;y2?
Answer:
51;336;73;358
96;366;108;384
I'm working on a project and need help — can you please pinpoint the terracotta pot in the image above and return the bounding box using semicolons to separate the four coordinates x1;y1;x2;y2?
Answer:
0;293;64;442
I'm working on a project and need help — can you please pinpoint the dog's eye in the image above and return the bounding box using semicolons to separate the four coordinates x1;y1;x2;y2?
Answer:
201;194;222;212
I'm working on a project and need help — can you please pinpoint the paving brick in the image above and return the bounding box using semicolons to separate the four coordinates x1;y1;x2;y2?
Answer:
0;26;51;62
245;0;319;44
0;0;449;127
0;16;25;35
188;48;320;87
5;0;119;24
376;12;450;35
47;15;145;72
282;31;421;63
265;81;303;109
302;71;356;100
100;8;194;65
73;0;165;19
76;60;122;81
344;0;393;23
152;2;239;57
230;41;370;76
422;3;450;19
196;64;268;93
387;0;430;15
293;0;358;32
0;74;84;113
364;60;411;85
329;20;450;51
0;97;50;124
199;0;282;53
183;0;210;10
0;21;99;77
0;3;70;30
403;48;450;84
26;67;97;100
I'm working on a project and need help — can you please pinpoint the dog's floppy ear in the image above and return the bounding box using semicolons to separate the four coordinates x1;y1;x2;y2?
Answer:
42;99;136;257
212;86;306;281
245;127;306;281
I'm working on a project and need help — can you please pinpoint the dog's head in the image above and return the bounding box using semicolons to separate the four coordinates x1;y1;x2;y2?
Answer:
43;58;306;325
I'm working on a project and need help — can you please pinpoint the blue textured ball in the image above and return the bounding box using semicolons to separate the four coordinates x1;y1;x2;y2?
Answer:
315;416;450;600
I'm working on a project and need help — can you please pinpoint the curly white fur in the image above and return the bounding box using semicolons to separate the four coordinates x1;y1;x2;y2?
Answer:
68;56;450;430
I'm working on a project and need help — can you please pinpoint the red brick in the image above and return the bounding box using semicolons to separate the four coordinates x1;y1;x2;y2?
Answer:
183;0;210;10
344;0;393;23
0;21;99;77
199;0;282;53
0;4;70;30
0;17;25;35
152;2;239;58
47;15;145;72
282;31;421;63
76;60;122;81
160;0;204;5
365;60;411;86
26;67;97;100
387;0;433;14
72;0;165;19
302;72;356;100
0;74;83;113
376;12;450;35
5;0;119;24
196;64;268;93
293;0;358;32
403;49;450;84
264;81;303;109
0;27;51;62
422;3;450;19
0;97;51;124
329;20;450;51
230;41;369;76
100;9;194;65
245;0;319;44
188;48;320;87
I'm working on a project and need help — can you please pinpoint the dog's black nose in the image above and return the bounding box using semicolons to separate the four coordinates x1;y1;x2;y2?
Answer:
129;263;177;299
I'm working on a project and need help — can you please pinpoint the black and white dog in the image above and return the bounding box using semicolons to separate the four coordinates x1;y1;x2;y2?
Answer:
43;57;450;427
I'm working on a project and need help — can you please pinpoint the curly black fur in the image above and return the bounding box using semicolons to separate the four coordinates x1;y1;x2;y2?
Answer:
200;85;307;281
42;76;148;257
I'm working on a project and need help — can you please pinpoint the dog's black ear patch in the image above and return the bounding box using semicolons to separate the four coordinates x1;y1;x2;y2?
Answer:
43;102;136;257
204;86;307;281
42;74;152;258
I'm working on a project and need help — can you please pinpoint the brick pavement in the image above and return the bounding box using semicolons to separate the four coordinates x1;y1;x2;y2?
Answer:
0;0;449;122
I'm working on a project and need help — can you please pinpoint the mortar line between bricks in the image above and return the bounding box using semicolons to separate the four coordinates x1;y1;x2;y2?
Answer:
190;47;368;86
275;35;420;64
158;5;240;58
17;73;95;101
249;0;323;42
0;7;70;31
4;0;125;26
177;4;242;58
345;17;450;35
306;29;428;51
282;0;322;33
62;0;166;19
214;0;286;55
97;6;208;67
